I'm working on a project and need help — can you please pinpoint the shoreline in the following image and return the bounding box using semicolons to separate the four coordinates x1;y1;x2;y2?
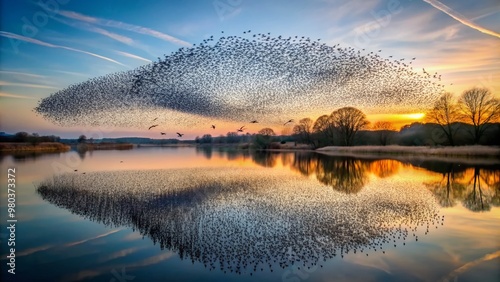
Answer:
0;142;70;153
316;145;500;158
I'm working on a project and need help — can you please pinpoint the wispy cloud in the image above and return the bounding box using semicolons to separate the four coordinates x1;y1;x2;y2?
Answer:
115;51;152;63
0;31;126;66
0;81;59;89
0;71;45;78
54;16;134;45
423;0;500;39
59;10;191;47
440;250;500;282
65;229;122;247
0;92;37;99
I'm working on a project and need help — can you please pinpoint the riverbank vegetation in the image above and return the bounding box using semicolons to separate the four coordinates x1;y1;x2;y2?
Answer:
0;142;70;153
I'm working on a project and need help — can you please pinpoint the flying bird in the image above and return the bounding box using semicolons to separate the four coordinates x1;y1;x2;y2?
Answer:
160;132;166;135
284;119;294;125
176;132;184;137
211;125;216;129
250;120;258;123
148;124;158;130
237;126;245;132
152;117;158;121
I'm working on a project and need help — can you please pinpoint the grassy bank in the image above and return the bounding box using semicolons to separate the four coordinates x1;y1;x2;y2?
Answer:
0;142;71;153
77;143;134;150
316;145;500;158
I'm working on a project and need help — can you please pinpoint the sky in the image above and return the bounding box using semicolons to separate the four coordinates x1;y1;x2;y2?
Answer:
0;0;499;139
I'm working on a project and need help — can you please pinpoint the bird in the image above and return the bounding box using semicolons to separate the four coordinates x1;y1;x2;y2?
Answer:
160;132;166;135
284;119;294;125
148;124;158;130
152;117;158;121
176;132;184;137
250;120;258;123
211;125;216;129
237;126;245;132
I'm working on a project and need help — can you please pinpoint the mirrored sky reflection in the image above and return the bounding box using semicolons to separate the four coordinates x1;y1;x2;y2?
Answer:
0;147;499;282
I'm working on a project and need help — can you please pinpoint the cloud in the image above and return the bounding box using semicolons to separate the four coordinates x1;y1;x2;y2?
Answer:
115;51;152;63
0;71;45;78
0;92;37;99
423;0;500;39
0;81;59;89
65;229;122;247
0;31;126;66
59;10;192;47
53;16;134;45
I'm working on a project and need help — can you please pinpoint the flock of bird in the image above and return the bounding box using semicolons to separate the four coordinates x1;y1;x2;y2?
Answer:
37;167;442;276
35;31;445;131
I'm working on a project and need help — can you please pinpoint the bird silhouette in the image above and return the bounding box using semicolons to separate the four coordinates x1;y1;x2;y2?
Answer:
148;124;158;130
284;119;294;125
250;120;258;123
176;132;184;137
152;117;158;121
211;125;216;129
160;132;166;135
237;126;245;132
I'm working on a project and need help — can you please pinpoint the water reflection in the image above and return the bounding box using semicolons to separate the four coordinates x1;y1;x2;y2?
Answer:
0;151;64;162
424;165;500;212
37;168;442;275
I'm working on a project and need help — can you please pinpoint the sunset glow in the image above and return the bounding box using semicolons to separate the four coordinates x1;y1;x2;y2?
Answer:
0;0;498;140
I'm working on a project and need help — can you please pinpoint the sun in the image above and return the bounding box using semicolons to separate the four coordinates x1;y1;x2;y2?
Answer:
404;113;425;120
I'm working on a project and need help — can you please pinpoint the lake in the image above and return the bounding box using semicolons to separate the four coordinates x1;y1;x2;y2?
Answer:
1;147;499;282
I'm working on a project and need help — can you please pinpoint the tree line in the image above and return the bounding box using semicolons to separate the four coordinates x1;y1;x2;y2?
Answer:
291;86;499;147
195;87;499;148
0;132;61;145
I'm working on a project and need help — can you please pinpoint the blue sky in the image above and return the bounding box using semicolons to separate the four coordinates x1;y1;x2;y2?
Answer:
0;0;499;138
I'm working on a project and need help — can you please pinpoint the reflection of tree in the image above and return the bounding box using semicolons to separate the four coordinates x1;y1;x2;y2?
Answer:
251;151;278;167
424;165;498;212
481;170;500;207
76;148;87;160
464;167;491;212
369;160;400;178
315;156;369;194
290;153;317;177
424;164;466;208
196;146;213;159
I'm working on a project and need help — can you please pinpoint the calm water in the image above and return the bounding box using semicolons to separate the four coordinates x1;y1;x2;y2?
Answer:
1;147;499;282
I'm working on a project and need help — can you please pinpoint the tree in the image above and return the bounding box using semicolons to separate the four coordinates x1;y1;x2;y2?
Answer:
254;128;276;149
14;132;29;142
200;134;213;144
258;128;275;136
426;92;461;146
330;107;369;146
77;135;87;144
372;121;396;146
28;133;41;145
293;118;315;146
313;115;335;146
458;87;500;144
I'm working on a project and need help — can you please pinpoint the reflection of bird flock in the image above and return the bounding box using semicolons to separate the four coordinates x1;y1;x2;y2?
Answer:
37;167;442;275
35;31;444;131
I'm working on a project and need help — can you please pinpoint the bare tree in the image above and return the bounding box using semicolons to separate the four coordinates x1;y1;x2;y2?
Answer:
372;121;396;146
258;128;276;136
313;115;335;145
458;87;500;144
330;107;369;146
254;128;276;149
426;92;461;146
293;118;315;146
